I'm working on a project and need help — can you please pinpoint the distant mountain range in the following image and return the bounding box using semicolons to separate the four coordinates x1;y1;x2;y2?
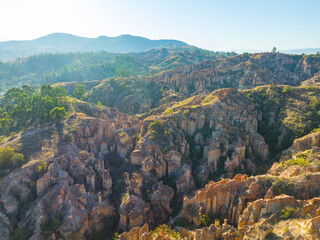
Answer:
0;33;188;61
281;48;320;55
234;48;320;55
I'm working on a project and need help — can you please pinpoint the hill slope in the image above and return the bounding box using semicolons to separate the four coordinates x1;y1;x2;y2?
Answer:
0;47;234;90
0;33;189;61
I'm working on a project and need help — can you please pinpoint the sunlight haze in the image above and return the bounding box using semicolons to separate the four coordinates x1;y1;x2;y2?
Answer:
1;0;319;51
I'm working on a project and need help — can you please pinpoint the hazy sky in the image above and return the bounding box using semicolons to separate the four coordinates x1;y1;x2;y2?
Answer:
0;0;319;51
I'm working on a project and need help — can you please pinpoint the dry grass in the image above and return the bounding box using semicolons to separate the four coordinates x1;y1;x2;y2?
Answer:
272;219;314;239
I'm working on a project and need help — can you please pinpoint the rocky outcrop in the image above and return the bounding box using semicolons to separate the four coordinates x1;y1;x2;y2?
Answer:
153;53;320;94
132;120;188;179
118;220;241;240
176;164;195;195
178;219;241;240
238;195;298;229
132;88;269;184
150;182;175;223
119;178;174;231
118;224;151;240
75;114;140;158
0;142;116;239
239;196;320;239
181;174;259;226
176;89;268;173
301;71;320;86
0;212;10;240
280;131;320;162
32;152;115;239
119;194;151;231
3;70;320;240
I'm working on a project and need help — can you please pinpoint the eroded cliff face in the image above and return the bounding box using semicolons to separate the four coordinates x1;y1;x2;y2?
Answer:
0;143;116;239
153;53;320;95
0;87;272;239
179;131;320;239
119;177;174;231
2;83;320;239
88;53;320;115
0;105;142;239
132;88;268;191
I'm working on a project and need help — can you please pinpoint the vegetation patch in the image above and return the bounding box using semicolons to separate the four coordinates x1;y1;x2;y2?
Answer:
148;121;170;152
151;224;181;239
0;147;25;177
281;206;300;220
284;157;310;167
12;225;33;240
0;85;70;136
244;85;320;158
272;178;295;196
41;216;61;236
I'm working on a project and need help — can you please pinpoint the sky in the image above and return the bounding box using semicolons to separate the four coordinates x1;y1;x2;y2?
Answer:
0;0;319;51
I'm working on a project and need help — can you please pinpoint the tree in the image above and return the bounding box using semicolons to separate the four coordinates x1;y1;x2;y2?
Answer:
11;153;24;167
0;147;15;168
0;147;24;170
0;110;12;135
41;84;55;97
50;107;67;122
272;47;277;53
73;84;86;100
31;95;49;123
53;87;68;97
22;85;35;96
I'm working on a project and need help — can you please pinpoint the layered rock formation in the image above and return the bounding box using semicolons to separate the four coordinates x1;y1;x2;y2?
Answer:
2;76;320;240
131;88;268;193
119;172;174;231
75;115;139;158
181;174;258;226
0;142;116;239
179;128;320;239
153;53;320;94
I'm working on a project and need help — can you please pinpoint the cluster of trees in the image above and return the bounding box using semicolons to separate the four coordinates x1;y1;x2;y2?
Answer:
0;84;69;136
0;147;24;176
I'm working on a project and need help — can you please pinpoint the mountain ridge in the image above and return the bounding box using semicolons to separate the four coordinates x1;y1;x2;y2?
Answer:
0;33;189;61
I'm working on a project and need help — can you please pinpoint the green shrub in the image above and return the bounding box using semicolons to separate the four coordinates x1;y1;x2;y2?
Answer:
11;153;24;168
148;121;170;152
41;216;61;236
200;214;212;227
50;107;67;122
183;109;189;114
281;206;299;220
12;225;33;240
165;109;174;115
261;177;273;190
272;178;294;195
37;162;48;173
0;146;15;168
282;85;292;93
143;189;151;202
151;224;181;239
113;232;120;240
285;157;309;167
0;147;25;175
174;217;191;228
